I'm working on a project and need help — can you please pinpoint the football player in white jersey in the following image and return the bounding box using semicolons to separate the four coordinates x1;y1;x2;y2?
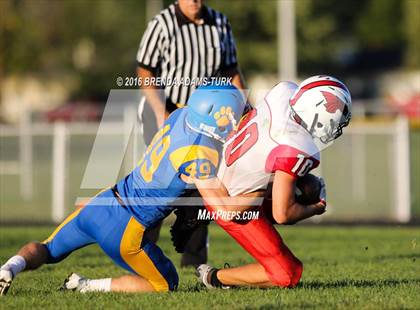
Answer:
195;75;352;289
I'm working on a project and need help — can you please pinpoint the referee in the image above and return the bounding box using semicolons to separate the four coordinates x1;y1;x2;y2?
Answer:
136;0;246;267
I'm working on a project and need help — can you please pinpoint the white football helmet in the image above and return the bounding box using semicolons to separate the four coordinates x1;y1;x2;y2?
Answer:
289;75;352;144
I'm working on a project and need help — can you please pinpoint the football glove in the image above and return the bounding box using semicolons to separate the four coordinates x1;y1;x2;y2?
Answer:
170;206;209;253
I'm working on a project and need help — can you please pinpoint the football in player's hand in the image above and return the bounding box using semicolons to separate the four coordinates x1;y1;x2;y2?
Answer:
295;174;321;205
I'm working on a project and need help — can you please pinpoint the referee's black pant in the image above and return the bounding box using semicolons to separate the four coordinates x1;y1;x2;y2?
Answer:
141;100;208;267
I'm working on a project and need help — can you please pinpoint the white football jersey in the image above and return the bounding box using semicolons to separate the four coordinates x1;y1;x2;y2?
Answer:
218;82;320;196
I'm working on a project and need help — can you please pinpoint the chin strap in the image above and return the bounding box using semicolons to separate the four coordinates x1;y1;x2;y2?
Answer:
185;119;225;142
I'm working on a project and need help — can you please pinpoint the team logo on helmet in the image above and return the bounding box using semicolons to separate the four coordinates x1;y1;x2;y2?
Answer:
214;106;234;127
322;91;345;114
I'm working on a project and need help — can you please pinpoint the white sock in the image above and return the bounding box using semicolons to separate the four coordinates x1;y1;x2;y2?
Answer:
1;255;26;277
85;278;112;292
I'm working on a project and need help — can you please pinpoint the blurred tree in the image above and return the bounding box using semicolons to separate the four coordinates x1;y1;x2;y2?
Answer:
211;0;417;76
356;0;403;48
208;0;277;76
295;0;343;74
403;0;420;68
1;0;147;100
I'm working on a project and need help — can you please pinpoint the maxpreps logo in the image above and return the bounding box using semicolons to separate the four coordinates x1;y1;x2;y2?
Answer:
197;209;260;221
321;91;345;114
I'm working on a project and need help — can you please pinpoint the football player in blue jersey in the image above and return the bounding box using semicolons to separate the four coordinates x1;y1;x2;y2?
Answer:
0;83;247;295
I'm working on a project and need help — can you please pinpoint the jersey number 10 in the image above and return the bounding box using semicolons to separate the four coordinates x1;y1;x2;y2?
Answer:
291;154;314;177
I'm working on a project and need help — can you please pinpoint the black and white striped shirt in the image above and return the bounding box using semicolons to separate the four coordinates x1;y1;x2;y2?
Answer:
136;3;238;106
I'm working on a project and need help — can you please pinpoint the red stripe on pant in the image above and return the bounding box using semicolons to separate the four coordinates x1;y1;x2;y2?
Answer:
207;205;303;287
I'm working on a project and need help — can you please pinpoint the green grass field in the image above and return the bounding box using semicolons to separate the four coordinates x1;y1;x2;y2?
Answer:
1;224;419;309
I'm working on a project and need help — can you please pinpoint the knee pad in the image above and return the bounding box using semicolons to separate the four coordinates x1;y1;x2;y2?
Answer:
140;242;179;292
152;276;178;292
266;256;303;288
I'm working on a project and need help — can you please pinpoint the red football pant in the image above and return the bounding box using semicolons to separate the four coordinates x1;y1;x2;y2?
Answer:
207;206;303;287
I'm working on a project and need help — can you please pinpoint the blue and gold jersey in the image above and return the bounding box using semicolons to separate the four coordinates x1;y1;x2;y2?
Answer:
115;108;221;227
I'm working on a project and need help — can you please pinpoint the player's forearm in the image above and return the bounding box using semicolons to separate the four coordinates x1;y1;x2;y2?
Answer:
230;70;246;90
208;201;255;214
194;177;259;216
137;67;168;124
272;171;322;224
274;203;321;225
201;192;257;214
221;66;247;98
